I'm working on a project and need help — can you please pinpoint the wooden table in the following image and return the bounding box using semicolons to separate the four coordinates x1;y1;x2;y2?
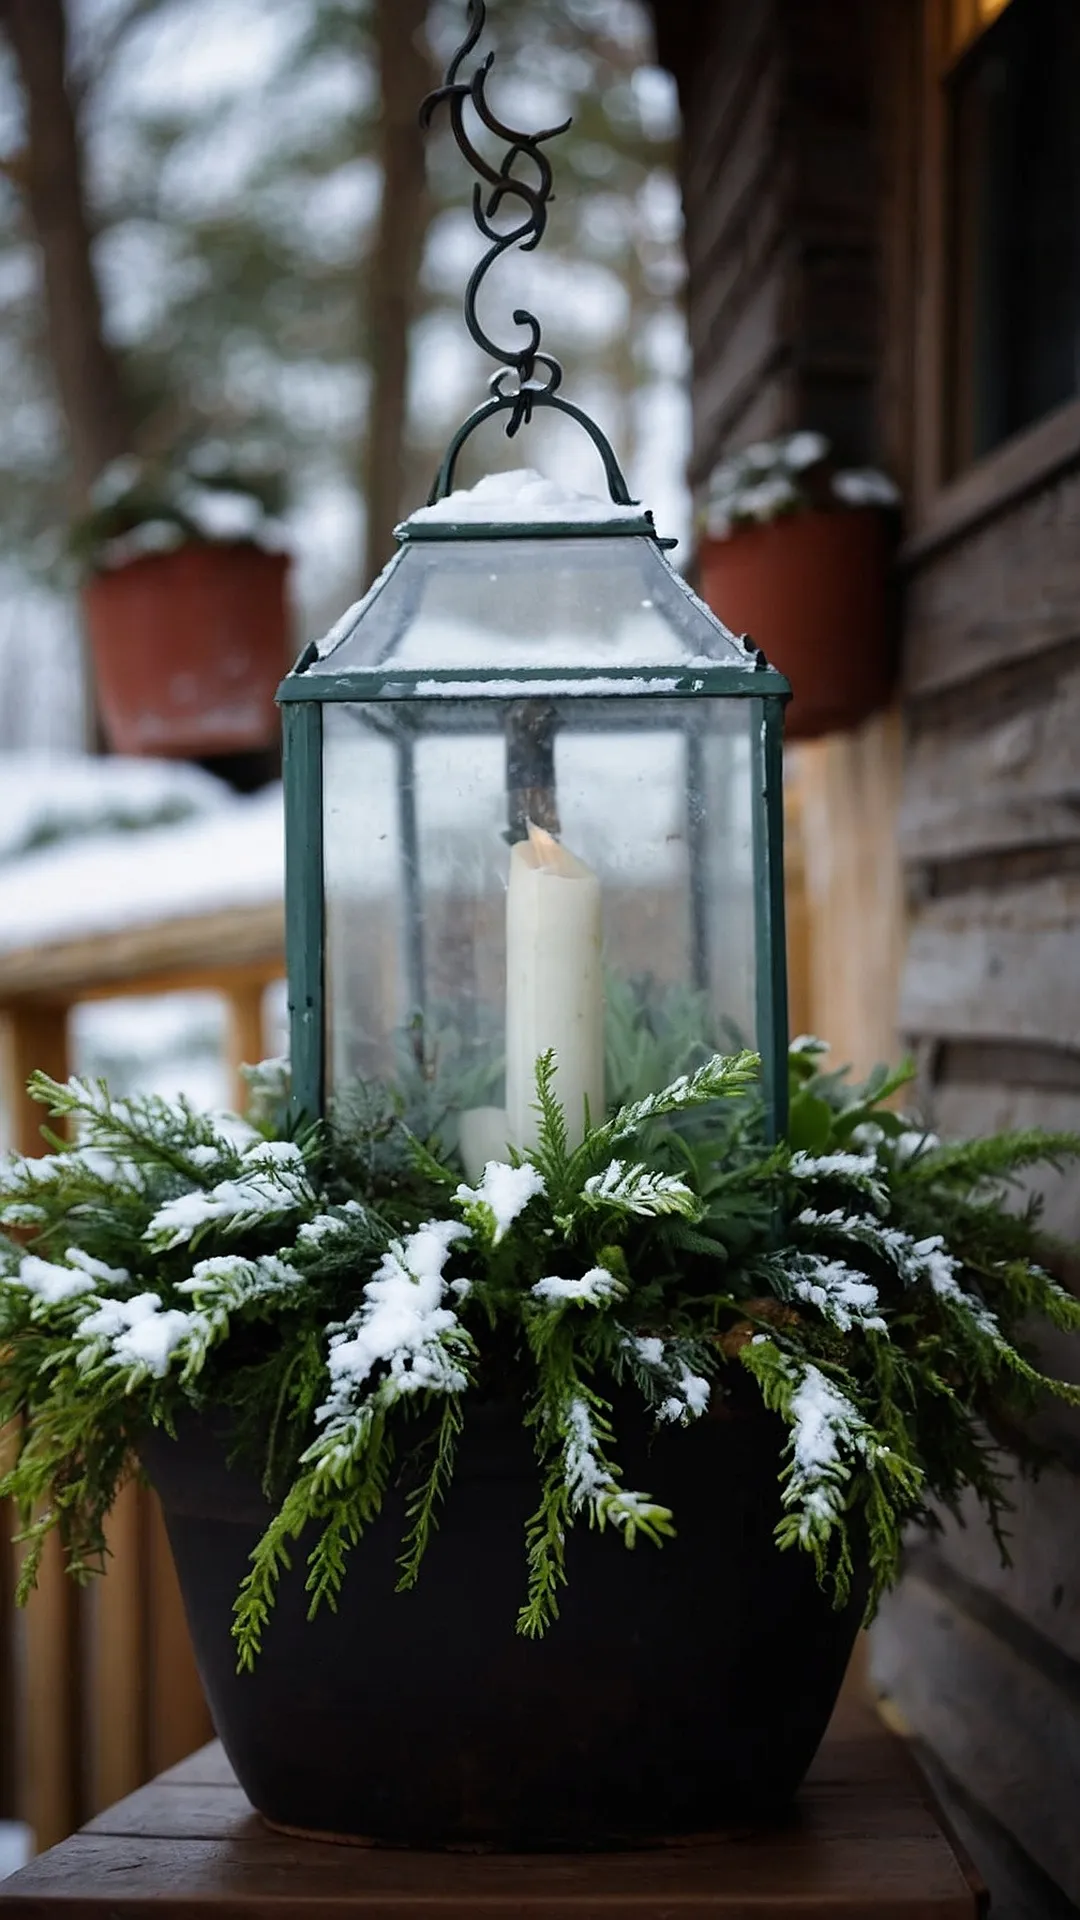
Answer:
0;1702;983;1918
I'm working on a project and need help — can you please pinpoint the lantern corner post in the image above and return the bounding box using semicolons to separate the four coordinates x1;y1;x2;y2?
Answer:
752;692;790;1146
282;697;325;1126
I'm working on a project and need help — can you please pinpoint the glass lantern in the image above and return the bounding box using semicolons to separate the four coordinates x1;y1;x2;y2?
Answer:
278;484;791;1170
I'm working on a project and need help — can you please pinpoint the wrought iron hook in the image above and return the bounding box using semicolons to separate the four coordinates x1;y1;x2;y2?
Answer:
420;0;636;508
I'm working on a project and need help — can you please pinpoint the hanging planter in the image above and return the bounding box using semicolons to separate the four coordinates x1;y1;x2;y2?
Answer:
697;435;899;741
76;453;291;758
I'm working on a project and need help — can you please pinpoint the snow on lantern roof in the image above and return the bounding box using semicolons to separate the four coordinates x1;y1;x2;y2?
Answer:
297;470;771;685
400;469;651;532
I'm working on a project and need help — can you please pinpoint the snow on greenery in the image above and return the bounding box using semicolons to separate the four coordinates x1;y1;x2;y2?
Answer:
561;1395;668;1536
581;1158;698;1217
1;1047;1079;1658
316;1221;473;1425
620;1331;711;1424
703;435;900;539
145;1139;314;1250
454;1161;545;1246
785;1363;884;1537
784;1254;886;1334
532;1268;622;1307
13;1254;98;1308
77;1293;199;1380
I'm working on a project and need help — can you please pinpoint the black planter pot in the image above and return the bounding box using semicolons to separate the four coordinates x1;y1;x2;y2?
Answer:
141;1402;863;1848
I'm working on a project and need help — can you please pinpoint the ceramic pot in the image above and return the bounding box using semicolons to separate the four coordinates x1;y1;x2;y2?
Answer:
698;509;893;740
142;1401;863;1848
83;542;289;757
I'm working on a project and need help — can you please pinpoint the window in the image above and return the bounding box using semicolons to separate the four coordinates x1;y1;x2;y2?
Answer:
946;0;1080;472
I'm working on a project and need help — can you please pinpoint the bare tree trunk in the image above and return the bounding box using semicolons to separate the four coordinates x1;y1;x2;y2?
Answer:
361;0;434;585
0;0;132;504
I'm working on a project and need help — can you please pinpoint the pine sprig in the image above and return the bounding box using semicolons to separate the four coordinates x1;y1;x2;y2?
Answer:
396;1397;465;1591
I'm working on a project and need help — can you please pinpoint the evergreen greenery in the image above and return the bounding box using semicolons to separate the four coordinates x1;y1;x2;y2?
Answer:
2;1037;1078;1671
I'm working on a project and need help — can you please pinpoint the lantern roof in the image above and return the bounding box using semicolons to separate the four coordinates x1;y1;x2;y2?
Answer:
279;471;790;705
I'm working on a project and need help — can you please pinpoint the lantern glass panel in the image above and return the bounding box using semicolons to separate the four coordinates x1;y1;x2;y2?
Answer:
322;694;758;1155
307;535;751;673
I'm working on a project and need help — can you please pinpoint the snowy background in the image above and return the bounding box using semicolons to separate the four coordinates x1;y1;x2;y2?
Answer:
0;0;691;1144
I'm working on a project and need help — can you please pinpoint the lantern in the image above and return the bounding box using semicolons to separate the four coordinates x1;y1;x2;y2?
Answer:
277;1;791;1158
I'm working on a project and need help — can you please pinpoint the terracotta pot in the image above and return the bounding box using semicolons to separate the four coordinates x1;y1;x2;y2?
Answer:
83;541;290;757
142;1400;864;1848
698;509;893;740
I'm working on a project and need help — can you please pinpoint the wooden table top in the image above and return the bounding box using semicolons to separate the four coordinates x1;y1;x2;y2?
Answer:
0;1700;983;1919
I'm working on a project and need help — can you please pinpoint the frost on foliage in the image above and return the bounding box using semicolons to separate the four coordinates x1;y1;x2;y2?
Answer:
581;1158;698;1219
562;1396;670;1538
605;1050;758;1145
784;1252;886;1334
316;1220;472;1430
455;1161;544;1246
623;1331;711;1423
789;1149;886;1209
0;1144;141;1215
794;1207;1002;1339
77;1292;199;1379
145;1139;315;1250
532;1267;622;1307
913;1233;1001;1339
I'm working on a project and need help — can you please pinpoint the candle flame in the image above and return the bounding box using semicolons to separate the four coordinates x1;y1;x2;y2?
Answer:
520;819;588;880
526;821;565;869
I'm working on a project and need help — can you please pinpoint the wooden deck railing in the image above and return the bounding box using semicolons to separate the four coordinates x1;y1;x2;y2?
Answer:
0;903;283;1851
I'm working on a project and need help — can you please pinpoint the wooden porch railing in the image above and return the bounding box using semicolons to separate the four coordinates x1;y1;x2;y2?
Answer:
0;903;283;1851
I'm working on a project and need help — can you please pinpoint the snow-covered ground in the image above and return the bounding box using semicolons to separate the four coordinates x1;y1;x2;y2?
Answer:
0;782;282;953
0;752;285;1131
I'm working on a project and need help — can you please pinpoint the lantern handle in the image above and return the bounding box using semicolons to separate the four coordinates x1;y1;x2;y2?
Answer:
428;382;636;507
421;0;637;509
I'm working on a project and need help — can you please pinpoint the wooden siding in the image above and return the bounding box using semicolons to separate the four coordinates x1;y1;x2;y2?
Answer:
669;0;881;485
658;0;906;1081
656;0;1080;1910
878;472;1080;1919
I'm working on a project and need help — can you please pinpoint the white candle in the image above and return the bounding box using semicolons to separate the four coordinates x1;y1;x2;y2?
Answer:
457;1106;510;1186
505;822;605;1155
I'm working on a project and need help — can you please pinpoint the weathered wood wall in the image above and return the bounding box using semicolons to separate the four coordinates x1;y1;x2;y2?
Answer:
873;477;1080;1918
654;0;905;1079
655;1;1080;1912
658;0;881;489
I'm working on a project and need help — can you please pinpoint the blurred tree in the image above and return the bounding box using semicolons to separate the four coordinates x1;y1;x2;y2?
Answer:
362;0;434;582
0;0;686;633
0;0;132;501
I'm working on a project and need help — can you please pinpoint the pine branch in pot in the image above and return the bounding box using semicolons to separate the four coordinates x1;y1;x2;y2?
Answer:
75;448;292;759
697;434;901;740
2;1024;1079;1847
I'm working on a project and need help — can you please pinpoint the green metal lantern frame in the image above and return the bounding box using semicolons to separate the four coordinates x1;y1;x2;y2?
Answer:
276;0;793;1146
278;516;791;1143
